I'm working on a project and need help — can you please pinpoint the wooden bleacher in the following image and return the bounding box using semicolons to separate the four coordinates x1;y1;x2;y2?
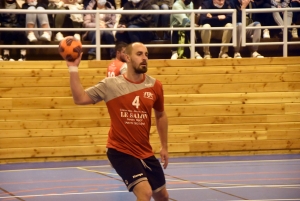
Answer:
0;57;300;163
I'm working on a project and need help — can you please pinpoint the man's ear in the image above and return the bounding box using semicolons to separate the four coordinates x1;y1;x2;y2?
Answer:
125;54;130;63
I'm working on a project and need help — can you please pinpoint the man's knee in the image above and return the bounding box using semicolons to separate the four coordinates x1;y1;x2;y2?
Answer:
152;4;159;10
153;187;169;201
253;21;261;27
225;23;232;27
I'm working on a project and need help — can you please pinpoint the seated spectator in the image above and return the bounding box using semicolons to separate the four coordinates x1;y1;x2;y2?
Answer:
0;0;27;61
270;0;293;39
48;0;83;41
115;0;155;44
151;0;174;40
231;0;264;58
21;0;52;42
170;0;202;59
291;0;299;38
83;0;116;60
199;0;233;58
107;42;127;77
253;0;273;38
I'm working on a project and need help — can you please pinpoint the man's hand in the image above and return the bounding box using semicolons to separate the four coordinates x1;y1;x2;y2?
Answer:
117;24;126;33
66;52;83;71
99;21;106;28
160;147;169;169
207;13;212;18
241;0;250;9
218;15;226;20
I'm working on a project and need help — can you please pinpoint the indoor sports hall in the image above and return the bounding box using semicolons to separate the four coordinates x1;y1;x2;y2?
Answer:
1;58;299;201
1;4;300;201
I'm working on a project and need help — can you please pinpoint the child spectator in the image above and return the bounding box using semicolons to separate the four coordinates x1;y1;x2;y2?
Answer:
83;0;116;60
0;0;27;61
21;0;52;42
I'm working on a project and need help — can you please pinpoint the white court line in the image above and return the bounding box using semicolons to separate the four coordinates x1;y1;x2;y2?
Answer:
77;167;118;176
1;158;300;173
0;186;299;199
167;159;300;165
229;199;300;201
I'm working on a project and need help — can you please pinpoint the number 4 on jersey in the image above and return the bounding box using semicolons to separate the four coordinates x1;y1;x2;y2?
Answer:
132;96;140;109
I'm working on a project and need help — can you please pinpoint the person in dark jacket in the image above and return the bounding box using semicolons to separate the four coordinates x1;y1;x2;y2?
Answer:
252;0;273;38
230;0;264;58
0;0;27;61
198;0;233;58
115;0;154;44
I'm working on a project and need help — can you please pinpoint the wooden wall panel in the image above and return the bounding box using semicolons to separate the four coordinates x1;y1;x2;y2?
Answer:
0;57;299;163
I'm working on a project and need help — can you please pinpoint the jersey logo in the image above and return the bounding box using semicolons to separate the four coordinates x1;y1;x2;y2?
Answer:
144;92;153;100
144;83;153;87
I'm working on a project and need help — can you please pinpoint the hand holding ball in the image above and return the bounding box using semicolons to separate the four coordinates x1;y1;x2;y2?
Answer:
58;36;82;62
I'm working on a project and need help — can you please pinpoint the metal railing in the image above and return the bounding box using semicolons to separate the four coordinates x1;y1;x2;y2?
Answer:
241;8;300;57
0;8;299;59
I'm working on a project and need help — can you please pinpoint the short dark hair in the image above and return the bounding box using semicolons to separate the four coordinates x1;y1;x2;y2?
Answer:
115;42;128;52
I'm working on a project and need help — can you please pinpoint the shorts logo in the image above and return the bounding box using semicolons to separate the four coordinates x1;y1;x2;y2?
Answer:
144;92;153;100
132;173;143;178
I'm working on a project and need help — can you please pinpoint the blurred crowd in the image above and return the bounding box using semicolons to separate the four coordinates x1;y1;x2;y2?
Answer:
0;0;299;61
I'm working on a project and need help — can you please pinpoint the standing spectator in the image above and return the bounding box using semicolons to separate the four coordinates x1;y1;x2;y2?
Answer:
170;0;203;59
107;42;128;77
83;0;116;60
231;0;264;58
21;0;52;42
151;0;174;40
65;42;169;201
48;0;83;41
291;0;299;38
199;0;233;58
0;0;27;61
270;0;293;39
116;0;155;44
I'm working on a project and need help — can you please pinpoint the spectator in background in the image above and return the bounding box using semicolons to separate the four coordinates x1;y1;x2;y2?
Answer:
270;0;293;39
198;0;233;58
151;0;174;40
231;0;264;58
291;0;299;38
252;0;273;38
83;0;116;60
0;0;27;61
48;0;83;41
170;0;202;59
21;0;52;42
115;0;155;44
107;42;127;77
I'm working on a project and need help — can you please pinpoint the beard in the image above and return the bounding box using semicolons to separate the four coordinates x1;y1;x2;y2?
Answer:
133;63;148;74
120;56;127;63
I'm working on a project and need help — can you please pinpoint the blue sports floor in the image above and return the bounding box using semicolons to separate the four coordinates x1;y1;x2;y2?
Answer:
0;154;300;201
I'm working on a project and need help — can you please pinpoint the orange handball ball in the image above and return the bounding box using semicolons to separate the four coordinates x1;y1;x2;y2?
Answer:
58;36;82;62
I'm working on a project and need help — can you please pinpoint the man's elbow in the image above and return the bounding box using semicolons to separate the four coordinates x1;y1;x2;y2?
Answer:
73;97;90;105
